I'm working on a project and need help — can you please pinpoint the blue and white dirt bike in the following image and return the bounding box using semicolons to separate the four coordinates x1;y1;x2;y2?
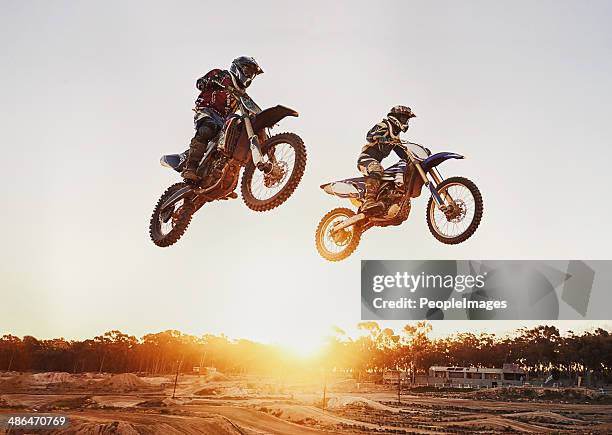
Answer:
315;141;483;261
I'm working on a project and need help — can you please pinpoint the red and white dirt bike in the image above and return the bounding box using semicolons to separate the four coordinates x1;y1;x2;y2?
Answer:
149;93;306;247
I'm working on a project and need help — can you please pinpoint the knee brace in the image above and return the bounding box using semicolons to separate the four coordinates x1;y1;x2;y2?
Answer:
357;155;384;178
366;161;384;179
195;118;221;142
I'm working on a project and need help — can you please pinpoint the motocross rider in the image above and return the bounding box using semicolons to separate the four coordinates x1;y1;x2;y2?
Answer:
181;56;264;182
357;105;417;214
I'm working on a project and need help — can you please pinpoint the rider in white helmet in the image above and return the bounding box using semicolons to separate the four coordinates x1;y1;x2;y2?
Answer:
357;105;417;213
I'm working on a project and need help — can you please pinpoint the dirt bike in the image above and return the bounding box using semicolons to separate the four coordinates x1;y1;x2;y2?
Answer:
150;93;306;247
315;141;483;261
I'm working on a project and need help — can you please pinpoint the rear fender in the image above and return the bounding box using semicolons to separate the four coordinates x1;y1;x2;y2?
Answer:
320;178;365;199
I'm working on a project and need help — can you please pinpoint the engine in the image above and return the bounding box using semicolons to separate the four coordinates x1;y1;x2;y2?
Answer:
217;116;241;157
377;183;405;219
198;152;228;189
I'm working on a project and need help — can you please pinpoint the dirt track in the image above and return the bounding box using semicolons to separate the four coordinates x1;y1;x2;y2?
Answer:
363;390;612;413
59;409;326;435
2;372;611;434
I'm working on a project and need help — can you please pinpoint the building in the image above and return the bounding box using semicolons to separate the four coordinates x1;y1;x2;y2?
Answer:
192;366;217;375
418;364;527;388
382;370;409;384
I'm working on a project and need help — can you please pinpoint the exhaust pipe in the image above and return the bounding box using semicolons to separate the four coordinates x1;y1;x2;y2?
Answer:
331;213;366;233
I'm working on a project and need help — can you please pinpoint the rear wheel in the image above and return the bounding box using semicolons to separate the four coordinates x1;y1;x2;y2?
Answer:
426;176;483;244
149;183;195;247
315;208;362;261
241;133;307;212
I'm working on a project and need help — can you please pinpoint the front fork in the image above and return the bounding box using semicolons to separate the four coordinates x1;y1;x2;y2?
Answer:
414;162;454;210
243;117;271;172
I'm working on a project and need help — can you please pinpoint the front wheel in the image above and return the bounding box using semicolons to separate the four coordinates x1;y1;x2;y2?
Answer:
241;132;307;212
315;208;362;261
426;176;483;245
149;183;195;247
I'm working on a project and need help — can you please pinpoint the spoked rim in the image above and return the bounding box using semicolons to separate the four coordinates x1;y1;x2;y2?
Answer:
248;143;296;201
150;182;196;248
319;211;356;255
429;182;476;239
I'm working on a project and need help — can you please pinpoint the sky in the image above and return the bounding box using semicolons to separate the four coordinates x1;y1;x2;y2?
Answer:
1;1;611;354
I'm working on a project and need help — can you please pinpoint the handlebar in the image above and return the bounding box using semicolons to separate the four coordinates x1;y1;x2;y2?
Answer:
401;139;424;147
238;92;262;115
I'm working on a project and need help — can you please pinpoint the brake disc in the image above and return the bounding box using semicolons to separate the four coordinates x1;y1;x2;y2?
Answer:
264;161;288;188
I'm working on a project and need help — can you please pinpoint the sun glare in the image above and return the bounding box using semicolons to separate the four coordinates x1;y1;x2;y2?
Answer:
277;335;326;359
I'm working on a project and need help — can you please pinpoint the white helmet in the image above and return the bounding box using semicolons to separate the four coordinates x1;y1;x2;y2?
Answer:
229;56;264;89
388;105;416;132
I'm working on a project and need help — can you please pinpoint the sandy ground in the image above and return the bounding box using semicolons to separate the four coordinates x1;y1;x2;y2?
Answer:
1;372;611;434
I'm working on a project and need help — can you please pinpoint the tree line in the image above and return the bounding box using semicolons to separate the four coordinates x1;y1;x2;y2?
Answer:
1;324;610;384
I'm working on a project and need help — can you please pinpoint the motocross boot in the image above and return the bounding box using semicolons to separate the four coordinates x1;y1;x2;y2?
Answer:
181;137;207;182
361;177;385;215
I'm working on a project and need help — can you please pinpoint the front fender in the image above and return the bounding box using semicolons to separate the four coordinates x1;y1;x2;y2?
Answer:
232;105;299;165
161;186;193;211
421;152;464;172
251;105;299;131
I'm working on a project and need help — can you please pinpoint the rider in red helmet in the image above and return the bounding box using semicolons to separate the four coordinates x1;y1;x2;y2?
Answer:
357;105;417;213
181;56;264;181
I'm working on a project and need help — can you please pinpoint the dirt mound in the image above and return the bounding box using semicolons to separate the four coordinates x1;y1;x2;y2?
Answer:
0;371;20;384
204;372;229;382
330;378;358;392
219;386;248;397
326;395;388;410
136;398;167;408
469;386;611;403
162;397;191;406
0;374;32;390
54;416;245;435
31;372;74;384
195;386;219;396
195;385;248;397
257;404;324;426
506;410;584;424
140;376;171;386
41;395;98;410
0;372;83;392
98;374;150;392
257;403;384;430
134;397;191;408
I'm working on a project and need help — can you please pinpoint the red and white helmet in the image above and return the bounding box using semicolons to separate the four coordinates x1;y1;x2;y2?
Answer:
388;105;416;132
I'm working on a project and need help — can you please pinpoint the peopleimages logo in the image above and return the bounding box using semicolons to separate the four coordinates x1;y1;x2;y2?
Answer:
362;260;608;321
372;272;487;293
